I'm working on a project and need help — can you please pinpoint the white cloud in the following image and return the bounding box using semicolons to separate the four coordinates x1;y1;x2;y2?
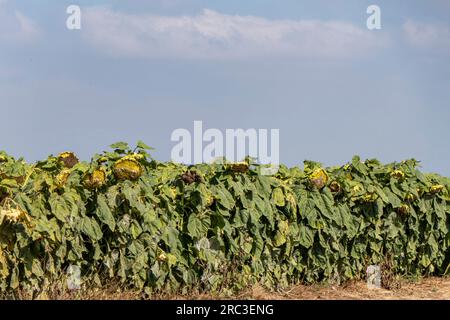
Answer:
0;1;40;43
403;20;450;53
83;7;386;60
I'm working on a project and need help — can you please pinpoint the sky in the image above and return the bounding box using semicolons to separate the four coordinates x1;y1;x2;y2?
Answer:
1;0;449;175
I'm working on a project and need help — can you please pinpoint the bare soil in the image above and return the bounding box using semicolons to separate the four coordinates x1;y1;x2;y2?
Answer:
54;276;450;300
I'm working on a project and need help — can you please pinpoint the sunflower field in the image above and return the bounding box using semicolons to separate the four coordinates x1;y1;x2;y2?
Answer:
0;142;449;297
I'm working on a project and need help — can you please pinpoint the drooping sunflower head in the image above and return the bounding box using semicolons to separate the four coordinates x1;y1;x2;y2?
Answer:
56;169;71;187
430;184;445;194
362;192;378;203
0;201;31;224
308;168;328;189
390;170;405;180
329;181;341;193
405;193;417;202
229;162;249;173
398;204;410;216
58;152;79;169
181;170;203;184
352;185;363;193
417;188;424;197
83;168;107;189
1;208;22;223
205;192;214;207
113;155;143;181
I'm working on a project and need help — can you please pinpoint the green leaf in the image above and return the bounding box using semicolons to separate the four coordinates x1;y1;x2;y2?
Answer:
49;194;70;223
271;187;285;207
110;142;129;150
137;140;153;150
96;194;116;231
79;216;103;241
0;179;18;188
299;225;314;248
211;185;234;210
384;188;402;208
314;192;340;224
187;214;210;239
273;231;286;247
32;259;44;277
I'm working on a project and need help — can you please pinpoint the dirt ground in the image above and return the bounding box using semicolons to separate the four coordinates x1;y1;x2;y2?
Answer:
242;277;450;300
58;276;450;300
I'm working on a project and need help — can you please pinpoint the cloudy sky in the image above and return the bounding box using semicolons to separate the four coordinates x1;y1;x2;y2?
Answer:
1;0;449;174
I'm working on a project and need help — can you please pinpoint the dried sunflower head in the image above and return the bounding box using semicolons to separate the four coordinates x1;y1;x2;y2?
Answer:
329;181;341;193
417;188;424;197
309;168;328;189
390;170;405;180
58;152;79;169
113;155;143;181
362;192;378;203
229;162;249;173
84;168;107;189
56;169;71;187
181;170;203;184
0;203;31;224
205;193;214;207
398;204;410;216
405;193;417;202
430;184;444;194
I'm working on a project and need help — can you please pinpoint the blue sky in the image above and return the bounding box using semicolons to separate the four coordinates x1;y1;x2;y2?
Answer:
1;0;449;175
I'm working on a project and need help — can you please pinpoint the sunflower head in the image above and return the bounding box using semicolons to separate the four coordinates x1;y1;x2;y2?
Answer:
390;170;405;180
181;170;203;184
229;162;249;173
309;168;328;189
329;181;341;193
113;155;143;181
362;192;378;203
84;168;107;189
56;169;71;187
430;184;445;194
405;193;417;202
58;152;79;169
0;202;31;224
205;193;214;207
398;204;410;216
417;188;424;197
